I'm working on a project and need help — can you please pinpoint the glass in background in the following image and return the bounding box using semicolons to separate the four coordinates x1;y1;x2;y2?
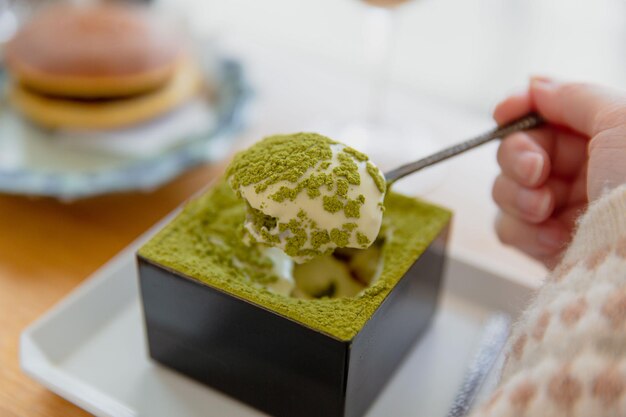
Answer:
323;0;443;195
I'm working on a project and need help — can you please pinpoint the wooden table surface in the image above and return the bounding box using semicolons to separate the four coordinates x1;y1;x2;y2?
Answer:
0;163;225;417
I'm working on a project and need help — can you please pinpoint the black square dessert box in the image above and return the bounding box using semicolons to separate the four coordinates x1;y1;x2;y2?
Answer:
137;229;447;417
137;181;450;417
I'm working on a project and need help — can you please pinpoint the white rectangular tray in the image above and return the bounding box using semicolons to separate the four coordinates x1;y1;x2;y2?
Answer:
20;220;534;417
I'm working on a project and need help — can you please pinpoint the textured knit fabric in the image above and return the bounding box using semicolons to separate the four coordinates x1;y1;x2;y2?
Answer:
472;184;626;417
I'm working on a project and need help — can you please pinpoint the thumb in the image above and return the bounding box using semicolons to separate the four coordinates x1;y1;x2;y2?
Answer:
530;78;626;137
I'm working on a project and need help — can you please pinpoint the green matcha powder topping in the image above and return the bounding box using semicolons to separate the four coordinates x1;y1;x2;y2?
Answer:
227;133;336;193
367;162;386;194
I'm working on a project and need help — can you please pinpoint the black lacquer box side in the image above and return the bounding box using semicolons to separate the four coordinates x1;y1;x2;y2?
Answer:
138;257;350;417
344;226;449;417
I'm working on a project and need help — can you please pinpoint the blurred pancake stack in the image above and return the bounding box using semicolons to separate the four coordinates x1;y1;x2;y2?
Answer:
4;2;202;130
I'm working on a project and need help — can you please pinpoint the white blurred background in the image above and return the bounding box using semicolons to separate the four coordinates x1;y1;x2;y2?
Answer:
171;0;626;113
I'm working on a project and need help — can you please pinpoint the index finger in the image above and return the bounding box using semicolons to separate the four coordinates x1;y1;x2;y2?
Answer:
530;79;626;136
496;78;626;137
493;91;533;125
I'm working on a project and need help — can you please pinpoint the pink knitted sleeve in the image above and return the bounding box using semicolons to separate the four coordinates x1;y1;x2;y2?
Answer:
471;185;626;417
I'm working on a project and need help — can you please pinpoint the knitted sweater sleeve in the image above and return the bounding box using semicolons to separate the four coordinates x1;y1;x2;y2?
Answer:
471;185;626;417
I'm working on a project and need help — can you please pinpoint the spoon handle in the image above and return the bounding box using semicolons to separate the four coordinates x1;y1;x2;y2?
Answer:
384;113;544;184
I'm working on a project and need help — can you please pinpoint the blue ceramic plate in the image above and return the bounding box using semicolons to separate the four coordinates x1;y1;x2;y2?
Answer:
0;58;249;200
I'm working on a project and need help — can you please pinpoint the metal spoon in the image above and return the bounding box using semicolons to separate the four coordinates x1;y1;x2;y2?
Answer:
384;113;544;184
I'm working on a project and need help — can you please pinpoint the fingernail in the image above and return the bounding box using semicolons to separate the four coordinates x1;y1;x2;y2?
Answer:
538;227;565;248
531;76;558;92
530;75;552;83
517;188;551;218
515;152;544;185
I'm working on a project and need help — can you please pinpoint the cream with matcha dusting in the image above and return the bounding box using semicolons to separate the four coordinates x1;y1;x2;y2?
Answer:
227;133;386;263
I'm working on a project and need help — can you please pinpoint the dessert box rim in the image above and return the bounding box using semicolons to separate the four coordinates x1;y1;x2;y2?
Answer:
137;181;452;341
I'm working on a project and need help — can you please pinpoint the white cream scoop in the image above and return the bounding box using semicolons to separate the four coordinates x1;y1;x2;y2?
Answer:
227;133;386;264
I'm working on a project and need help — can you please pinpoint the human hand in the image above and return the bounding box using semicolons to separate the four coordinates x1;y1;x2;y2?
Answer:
492;78;626;268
